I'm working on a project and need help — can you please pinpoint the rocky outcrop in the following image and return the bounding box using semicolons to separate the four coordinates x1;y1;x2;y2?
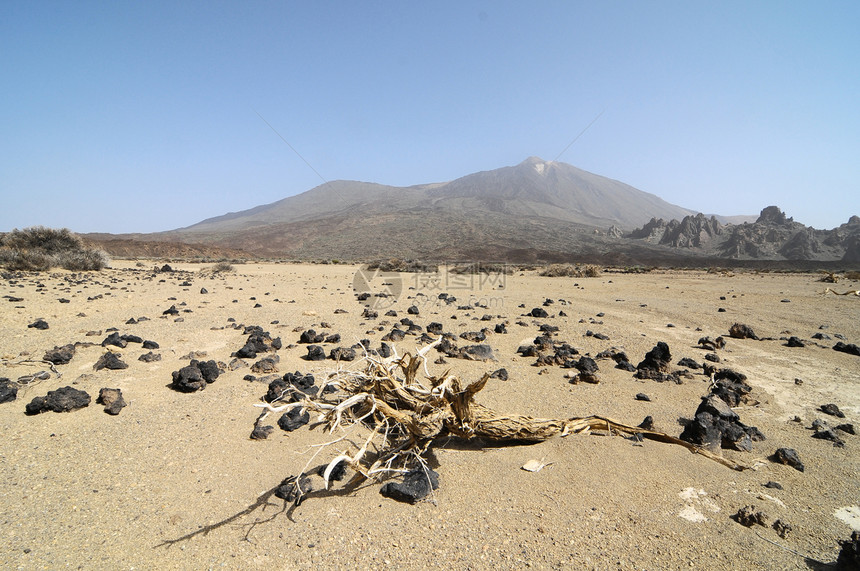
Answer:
658;214;723;248
629;206;860;261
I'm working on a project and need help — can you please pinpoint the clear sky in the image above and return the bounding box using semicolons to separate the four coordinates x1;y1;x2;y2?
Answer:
2;1;858;233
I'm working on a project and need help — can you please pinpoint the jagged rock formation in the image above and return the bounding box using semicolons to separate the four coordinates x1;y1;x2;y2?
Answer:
629;206;860;262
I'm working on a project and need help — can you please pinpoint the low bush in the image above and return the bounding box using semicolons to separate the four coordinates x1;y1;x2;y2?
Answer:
539;264;602;277
0;226;110;271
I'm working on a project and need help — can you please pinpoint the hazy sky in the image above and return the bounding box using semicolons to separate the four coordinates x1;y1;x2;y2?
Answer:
2;1;858;233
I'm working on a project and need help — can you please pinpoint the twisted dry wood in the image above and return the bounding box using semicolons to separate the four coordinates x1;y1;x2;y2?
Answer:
255;338;746;501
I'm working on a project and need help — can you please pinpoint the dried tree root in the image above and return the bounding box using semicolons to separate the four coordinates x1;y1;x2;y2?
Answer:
256;338;747;504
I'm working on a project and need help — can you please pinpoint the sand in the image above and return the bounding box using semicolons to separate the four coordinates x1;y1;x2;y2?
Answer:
1;261;858;570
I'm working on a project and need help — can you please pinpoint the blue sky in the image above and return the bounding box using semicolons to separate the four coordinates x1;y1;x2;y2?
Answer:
1;1;858;233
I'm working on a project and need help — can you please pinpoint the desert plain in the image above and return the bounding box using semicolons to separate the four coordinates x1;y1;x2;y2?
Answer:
0;261;858;570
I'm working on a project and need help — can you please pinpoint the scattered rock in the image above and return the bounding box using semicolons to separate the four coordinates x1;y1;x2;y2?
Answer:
162;305;179;316
460;344;496;361
821;403;846;418
250;424;274;440
729;323;759;340
837;531;860;570
785;336;805;348
97;388;126;415
274;475;312;504
635;393;651;402
93;352;129;371
489;368;508;381
27;319;49;330
142;340;159;349
251;356;279;374
330;346;357;361
677;357;701;369
25;386;91;414
530;307;549;318
0;379;19;404
379;466;439;504
43;344;75;365
235;327;281;359
170;360;220;392
304;345;326;361
138;352;161;362
733;505;768;527
772;448;804;472
317;460;347;482
277;407;309;431
834;342;860;356
764;481;783;490
638;416;654;430
768;519;789;540
698;336;727;351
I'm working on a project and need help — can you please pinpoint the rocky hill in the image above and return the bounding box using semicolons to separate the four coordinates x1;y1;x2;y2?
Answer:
628;206;860;262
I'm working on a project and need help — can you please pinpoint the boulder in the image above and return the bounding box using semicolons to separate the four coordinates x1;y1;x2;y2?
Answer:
97;388;126;415
379;466;439;503
25;386;91;414
44;344;75;365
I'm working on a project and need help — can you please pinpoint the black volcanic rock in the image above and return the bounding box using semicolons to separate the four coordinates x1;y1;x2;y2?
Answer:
379;466;439;504
44;344;75;365
26;386;91;414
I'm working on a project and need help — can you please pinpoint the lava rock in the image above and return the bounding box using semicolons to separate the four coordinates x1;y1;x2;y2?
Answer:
162;305;179;316
299;329;325;344
635;393;651;402
142;340;159;350
251;357;279;374
101;332;127;348
820;403;846;418
235;328;281;359
170;360;220;392
729;323;759;340
250;425;274;440
698;336;726;350
0;379;19;404
460;344;496;361
786;336;805;348
837;531;860;570
97;388;126;415
317;460;347;482
833;342;860;356
379;466;439;503
530;307;549;318
274;475;312;504
772;447;804;472
489;368;508;381
330;346;357;361
25;386;91;414
677;357;702;369
138;352;161;362
734;505;768;527
636;342;672;376
28;319;49;330
93;352;128;371
304;345;326;361
277;407;309;431
43;344;75;365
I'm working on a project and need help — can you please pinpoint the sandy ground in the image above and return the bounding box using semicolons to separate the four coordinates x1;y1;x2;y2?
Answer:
1;261;858;570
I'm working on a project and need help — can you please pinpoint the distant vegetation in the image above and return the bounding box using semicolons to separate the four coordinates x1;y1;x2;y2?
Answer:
0;226;110;271
539;263;601;278
366;258;438;273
